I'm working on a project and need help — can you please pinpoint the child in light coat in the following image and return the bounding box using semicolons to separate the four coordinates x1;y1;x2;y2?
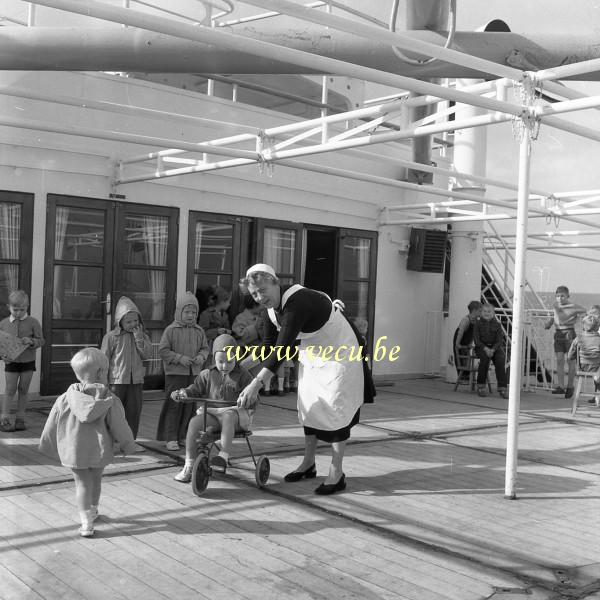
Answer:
39;348;136;537
101;296;152;447
156;291;209;450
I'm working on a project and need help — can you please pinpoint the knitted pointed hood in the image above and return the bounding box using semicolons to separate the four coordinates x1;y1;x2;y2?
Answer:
114;296;143;331
175;291;199;325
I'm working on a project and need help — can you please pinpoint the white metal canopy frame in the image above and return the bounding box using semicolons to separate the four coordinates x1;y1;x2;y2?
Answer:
6;0;600;499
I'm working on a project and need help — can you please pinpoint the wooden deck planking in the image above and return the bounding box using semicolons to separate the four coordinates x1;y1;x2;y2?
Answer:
0;496;133;600
137;471;507;600
112;474;376;600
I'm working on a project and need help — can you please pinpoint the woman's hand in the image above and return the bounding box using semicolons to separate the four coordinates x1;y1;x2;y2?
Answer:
237;378;262;408
171;389;187;402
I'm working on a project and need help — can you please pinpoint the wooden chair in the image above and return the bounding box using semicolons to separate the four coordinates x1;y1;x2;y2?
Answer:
454;345;493;393
571;350;600;415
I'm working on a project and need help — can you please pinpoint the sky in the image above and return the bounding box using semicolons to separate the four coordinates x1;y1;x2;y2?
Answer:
3;0;600;293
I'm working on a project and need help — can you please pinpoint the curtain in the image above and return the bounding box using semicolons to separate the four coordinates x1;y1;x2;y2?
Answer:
142;215;167;320
264;227;295;274
0;203;20;293
52;206;70;319
142;216;168;375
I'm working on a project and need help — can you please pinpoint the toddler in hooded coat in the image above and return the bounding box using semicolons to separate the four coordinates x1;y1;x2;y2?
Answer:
39;347;136;537
156;291;209;450
101;296;152;444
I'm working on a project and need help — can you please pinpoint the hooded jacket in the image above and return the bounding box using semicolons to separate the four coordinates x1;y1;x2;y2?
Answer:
159;291;209;376
101;296;153;384
39;383;136;468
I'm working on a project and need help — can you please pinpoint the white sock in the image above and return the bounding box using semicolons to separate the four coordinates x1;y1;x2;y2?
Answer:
184;458;194;467
79;509;94;528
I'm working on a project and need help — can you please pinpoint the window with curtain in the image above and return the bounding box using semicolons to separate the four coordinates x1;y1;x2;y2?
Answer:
0;194;33;320
341;235;372;333
263;226;296;286
121;214;169;376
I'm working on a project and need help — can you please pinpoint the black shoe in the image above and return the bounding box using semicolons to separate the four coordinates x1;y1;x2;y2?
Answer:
284;463;317;482
552;386;565;395
565;387;574;399
314;473;346;495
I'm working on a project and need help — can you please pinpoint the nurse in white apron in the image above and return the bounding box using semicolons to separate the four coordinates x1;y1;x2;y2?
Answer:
238;264;372;495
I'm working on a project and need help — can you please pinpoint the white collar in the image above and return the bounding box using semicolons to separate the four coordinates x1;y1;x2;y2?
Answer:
9;314;27;322
280;284;304;310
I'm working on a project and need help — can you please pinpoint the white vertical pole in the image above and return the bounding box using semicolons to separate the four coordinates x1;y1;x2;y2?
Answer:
505;124;532;499
27;3;36;26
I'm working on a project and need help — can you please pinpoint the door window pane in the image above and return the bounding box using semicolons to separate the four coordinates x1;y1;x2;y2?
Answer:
264;227;296;274
343;237;371;279
0;264;19;320
51;329;103;364
54;207;105;263
0;202;20;260
342;281;369;322
194;221;233;271
124;215;168;266
121;268;166;321
53;265;103;319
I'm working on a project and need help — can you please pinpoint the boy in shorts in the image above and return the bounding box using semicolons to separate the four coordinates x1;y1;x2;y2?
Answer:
544;285;586;398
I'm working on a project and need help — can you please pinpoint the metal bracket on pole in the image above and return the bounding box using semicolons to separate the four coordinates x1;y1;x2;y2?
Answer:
256;130;275;177
512;73;542;142
110;159;123;193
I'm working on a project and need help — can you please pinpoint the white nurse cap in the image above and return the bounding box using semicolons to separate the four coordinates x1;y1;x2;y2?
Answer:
246;263;277;278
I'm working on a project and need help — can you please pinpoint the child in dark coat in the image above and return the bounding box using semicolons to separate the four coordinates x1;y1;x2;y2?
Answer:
473;304;507;399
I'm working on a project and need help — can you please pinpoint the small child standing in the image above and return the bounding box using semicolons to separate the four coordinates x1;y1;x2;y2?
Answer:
0;290;44;432
101;296;152;450
172;334;255;482
157;291;209;451
473;304;508;398
567;314;600;405
544;285;586;398
199;286;232;349
39;348;136;537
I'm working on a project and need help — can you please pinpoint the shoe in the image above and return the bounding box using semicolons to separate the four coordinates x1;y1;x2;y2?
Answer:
262;389;271;397
498;388;508;399
79;524;94;538
165;441;179;451
314;473;346;495
0;419;14;432
284;463;317;482
14;418;26;431
174;465;193;483
283;386;291;394
477;386;487;398
552;386;565;394
209;455;228;472
133;443;145;452
565;388;574;399
588;398;596;404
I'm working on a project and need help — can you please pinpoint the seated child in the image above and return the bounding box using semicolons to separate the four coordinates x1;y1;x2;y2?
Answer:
39;348;136;537
171;333;255;482
567;314;600;404
453;300;482;379
473;304;508;398
544;285;586;398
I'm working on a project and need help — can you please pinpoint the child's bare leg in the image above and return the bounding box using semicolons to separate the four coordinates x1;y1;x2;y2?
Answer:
555;352;566;388
566;360;577;390
218;411;239;457
90;467;104;508
2;372;18;421
184;414;219;462
16;370;34;420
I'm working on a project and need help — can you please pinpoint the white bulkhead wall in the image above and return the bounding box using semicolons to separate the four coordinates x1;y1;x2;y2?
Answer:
0;71;449;394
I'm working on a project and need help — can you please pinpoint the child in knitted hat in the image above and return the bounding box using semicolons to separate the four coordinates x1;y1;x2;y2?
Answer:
171;333;255;482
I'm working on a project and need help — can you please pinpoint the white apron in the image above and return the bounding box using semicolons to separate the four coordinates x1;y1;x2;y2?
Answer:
268;285;364;431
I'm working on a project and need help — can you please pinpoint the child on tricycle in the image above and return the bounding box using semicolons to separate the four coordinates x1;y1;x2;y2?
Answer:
171;333;258;484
